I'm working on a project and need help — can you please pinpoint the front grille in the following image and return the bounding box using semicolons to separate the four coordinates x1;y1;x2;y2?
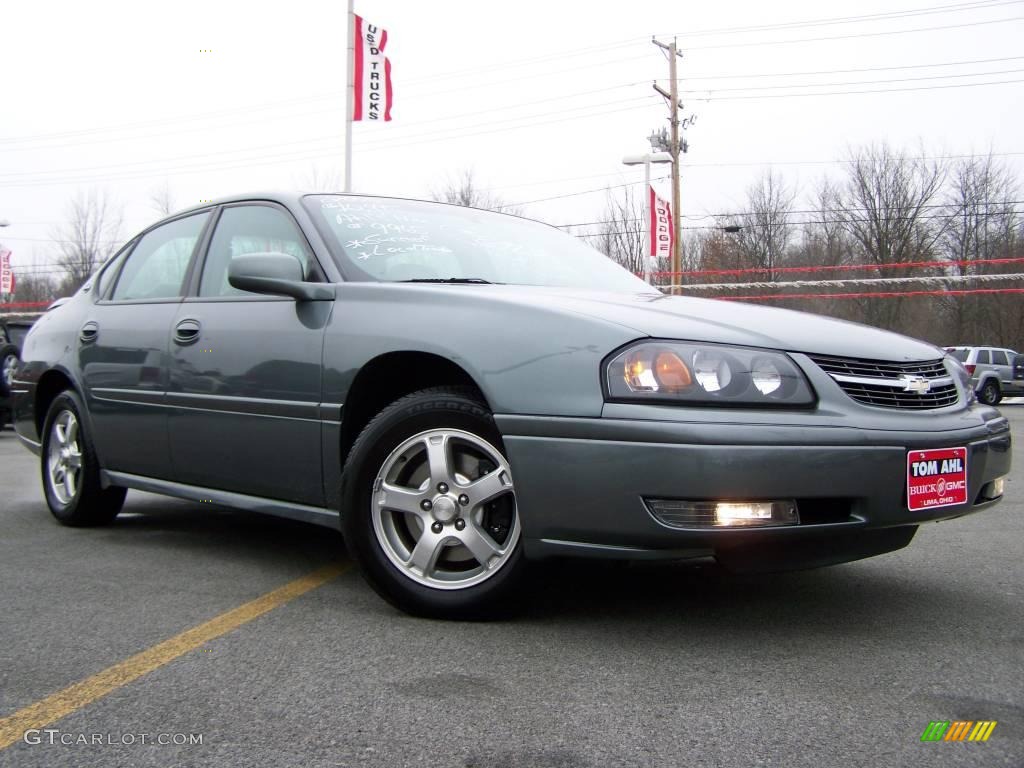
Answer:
808;354;959;410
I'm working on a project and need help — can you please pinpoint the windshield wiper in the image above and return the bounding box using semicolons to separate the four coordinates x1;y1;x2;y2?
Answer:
399;277;495;284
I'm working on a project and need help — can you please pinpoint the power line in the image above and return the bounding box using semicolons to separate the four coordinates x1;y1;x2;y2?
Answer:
0;100;664;189
502;177;671;209
677;67;1024;95
0;86;646;181
662;0;1022;38
559;197;1024;228
669;54;1024;82
678;14;1024;52
406;0;1021;86
689;76;1024;101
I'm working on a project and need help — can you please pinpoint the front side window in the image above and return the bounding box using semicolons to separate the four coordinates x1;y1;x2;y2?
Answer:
199;205;317;298
111;213;209;301
991;350;1009;366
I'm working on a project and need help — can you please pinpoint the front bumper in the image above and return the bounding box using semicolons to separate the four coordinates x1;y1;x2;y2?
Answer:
497;406;1011;570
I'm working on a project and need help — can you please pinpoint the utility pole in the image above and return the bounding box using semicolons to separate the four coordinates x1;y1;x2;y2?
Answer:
652;37;689;294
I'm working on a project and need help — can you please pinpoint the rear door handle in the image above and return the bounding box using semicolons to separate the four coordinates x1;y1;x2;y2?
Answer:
79;321;99;344
173;318;201;345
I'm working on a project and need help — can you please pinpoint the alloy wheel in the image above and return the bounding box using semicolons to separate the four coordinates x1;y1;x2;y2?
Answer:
47;409;83;505
2;355;17;389
371;428;519;590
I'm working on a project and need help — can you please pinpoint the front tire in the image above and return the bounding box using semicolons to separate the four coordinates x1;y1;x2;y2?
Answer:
979;379;1001;405
341;387;526;619
41;390;126;526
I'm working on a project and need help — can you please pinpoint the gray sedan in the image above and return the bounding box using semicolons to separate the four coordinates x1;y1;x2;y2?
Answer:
10;193;1011;618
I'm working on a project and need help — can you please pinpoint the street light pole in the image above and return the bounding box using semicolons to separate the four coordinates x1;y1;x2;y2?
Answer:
623;152;672;283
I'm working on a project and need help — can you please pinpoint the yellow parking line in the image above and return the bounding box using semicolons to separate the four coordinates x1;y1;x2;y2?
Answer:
0;562;348;750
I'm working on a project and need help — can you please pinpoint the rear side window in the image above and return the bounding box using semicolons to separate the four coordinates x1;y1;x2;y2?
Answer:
976;350;991;365
111;213;209;301
991;350;1009;365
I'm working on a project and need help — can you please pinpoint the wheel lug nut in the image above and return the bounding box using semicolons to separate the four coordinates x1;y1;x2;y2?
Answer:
431;522;443;534
454;518;466;531
420;499;432;511
458;494;470;506
437;482;449;494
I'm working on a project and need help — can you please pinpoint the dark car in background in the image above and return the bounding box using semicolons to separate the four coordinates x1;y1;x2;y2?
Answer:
0;318;35;430
9;193;1012;618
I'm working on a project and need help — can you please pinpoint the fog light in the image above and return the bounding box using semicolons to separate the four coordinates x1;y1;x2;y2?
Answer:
715;501;798;527
980;476;1006;500
646;499;799;529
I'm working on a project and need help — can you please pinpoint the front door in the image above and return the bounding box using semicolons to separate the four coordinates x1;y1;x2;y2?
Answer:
166;203;330;506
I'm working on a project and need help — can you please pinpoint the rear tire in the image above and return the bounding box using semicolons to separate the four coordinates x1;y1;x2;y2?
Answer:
40;390;126;526
341;386;526;619
979;379;1001;406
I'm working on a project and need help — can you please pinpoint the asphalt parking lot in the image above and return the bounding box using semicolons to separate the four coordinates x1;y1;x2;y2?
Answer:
0;411;1022;768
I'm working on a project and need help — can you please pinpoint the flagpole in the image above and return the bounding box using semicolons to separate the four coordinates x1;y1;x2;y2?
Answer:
344;0;355;193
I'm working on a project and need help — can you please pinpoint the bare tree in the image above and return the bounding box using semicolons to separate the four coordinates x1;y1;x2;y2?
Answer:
587;185;646;276
11;272;59;304
833;143;947;329
295;164;343;193
796;178;852;268
148;180;177;217
836;143;947;266
51;189;124;291
941;153;1022;344
430;169;520;213
727;170;795;281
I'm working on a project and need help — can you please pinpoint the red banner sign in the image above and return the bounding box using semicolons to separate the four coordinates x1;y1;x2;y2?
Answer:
0;249;14;295
353;15;393;122
649;186;673;260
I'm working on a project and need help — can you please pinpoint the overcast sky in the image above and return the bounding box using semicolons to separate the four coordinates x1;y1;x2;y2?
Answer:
2;0;1022;277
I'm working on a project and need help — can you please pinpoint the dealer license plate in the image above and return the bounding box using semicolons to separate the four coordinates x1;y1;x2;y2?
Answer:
907;447;968;511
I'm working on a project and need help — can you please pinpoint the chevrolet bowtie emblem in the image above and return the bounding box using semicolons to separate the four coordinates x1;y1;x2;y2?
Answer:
900;375;932;394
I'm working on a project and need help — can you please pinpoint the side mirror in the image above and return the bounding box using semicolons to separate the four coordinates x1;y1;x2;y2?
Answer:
228;253;335;301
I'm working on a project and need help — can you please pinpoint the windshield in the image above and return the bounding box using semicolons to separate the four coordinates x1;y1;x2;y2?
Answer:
303;195;650;292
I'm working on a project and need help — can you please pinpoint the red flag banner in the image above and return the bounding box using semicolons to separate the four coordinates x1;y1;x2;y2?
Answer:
0;249;14;295
649;186;673;261
353;15;393;122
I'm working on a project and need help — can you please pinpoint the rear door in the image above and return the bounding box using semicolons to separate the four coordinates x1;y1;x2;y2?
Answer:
992;349;1014;389
81;211;211;477
166;203;331;505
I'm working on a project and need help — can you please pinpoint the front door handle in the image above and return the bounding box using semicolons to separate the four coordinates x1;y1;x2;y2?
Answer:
79;321;99;344
173;318;201;345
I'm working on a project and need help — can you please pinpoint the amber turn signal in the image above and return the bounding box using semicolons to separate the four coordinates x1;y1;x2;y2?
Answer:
653;351;693;391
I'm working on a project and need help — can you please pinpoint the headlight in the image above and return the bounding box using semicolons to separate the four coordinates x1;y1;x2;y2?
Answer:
606;342;815;406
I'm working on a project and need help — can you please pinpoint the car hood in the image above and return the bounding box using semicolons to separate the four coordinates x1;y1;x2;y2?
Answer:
478;285;944;361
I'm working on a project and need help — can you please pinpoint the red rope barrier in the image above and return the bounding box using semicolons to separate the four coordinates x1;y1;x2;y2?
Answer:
642;256;1024;279
0;300;51;309
717;287;1024;302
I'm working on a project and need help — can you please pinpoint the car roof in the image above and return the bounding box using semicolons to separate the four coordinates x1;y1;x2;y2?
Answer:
171;191;535;223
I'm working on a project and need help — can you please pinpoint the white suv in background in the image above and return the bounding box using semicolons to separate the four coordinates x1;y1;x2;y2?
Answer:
946;346;1024;405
